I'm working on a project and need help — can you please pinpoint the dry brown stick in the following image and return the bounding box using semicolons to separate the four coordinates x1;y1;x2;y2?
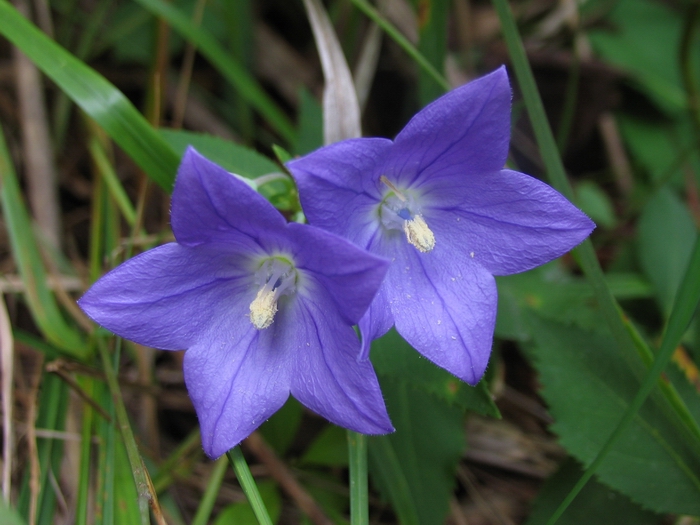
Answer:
13;0;62;251
244;431;333;525
45;361;112;423
26;353;44;525
172;0;208;129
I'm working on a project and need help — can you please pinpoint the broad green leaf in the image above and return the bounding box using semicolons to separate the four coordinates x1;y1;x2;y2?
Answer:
371;328;500;417
575;181;616;229
618;115;696;188
588;0;698;114
159;129;298;211
0;0;180;191
417;0;449;105
0;125;87;358
368;378;465;525
293;88;324;155
300;425;348;467
258;397;303;456
527;314;700;515
159;130;280;178
637;188;697;314
525;459;660;525
212;481;282;525
132;0;296;143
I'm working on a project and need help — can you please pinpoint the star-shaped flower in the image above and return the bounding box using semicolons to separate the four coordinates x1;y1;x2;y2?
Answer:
79;147;393;458
287;67;595;385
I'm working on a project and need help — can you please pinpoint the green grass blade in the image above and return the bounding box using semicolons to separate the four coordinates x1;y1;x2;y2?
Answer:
97;339;153;525
226;447;274;525
88;137;137;226
0;122;87;358
191;456;228;525
0;0;179;191
132;0;296;144
350;0;449;92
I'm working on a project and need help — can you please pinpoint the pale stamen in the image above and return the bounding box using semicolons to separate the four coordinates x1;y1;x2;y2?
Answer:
249;285;278;330
249;259;296;330
403;215;436;253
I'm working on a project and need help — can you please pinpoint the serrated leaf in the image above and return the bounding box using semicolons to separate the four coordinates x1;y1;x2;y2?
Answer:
368;379;464;525
637;188;697;314
371;329;499;417
525;459;660;525
527;313;700;515
496;264;653;340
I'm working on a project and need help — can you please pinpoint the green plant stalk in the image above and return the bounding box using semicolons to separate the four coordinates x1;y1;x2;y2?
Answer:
491;0;700;518
88;137;137;226
75;376;95;525
97;338;152;525
350;0;450;92
347;431;369;525
546;234;700;525
191;456;229;525
226;447;273;525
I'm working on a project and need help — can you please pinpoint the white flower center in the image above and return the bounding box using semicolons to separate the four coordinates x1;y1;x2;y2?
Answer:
379;176;436;253
249;258;296;330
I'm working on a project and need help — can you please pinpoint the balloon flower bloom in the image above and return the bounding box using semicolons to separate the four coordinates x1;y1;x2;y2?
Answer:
79;148;393;458
288;67;595;385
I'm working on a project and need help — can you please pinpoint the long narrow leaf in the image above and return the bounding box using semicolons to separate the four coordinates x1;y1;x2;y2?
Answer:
132;0;296;144
0;123;87;358
0;0;179;191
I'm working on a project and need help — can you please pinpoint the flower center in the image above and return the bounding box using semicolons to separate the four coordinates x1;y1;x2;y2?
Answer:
378;176;435;253
249;257;297;330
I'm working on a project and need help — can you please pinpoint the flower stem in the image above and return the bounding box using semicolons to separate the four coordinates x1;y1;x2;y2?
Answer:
347;430;369;525
226;446;274;525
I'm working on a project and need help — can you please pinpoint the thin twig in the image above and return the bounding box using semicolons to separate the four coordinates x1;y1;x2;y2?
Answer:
13;0;62;251
26;353;44;525
0;297;14;502
173;0;208;128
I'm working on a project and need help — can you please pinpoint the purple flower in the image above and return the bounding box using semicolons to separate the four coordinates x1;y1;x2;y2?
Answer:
79;147;393;458
287;67;595;385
